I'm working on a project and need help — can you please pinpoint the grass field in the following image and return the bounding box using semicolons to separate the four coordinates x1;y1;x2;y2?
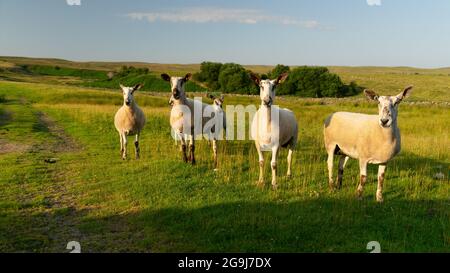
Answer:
0;57;448;253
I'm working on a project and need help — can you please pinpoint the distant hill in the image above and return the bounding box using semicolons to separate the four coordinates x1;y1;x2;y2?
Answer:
1;56;449;101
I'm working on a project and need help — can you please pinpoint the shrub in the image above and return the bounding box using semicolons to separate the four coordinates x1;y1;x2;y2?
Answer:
276;66;361;97
218;63;256;94
193;62;222;90
268;64;290;79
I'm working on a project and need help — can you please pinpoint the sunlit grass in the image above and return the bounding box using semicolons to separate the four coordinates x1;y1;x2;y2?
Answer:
0;81;448;252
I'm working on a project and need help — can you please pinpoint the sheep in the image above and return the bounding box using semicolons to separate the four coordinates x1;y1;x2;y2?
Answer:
323;86;413;202
168;95;182;146
250;73;298;190
161;73;226;169
206;93;227;170
114;83;146;160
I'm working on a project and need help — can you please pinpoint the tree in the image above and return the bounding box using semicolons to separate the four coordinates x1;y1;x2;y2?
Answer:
277;66;350;97
268;64;290;79
193;61;361;97
218;63;256;94
194;62;223;90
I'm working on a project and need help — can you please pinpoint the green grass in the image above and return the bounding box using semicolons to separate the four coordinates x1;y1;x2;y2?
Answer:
0;80;448;253
0;61;206;93
25;65;108;80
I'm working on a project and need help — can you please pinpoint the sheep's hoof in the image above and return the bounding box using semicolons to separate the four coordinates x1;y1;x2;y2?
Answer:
376;193;384;203
272;183;278;190
256;180;264;188
213;168;218;172
356;192;363;200
286;174;292;179
328;180;335;191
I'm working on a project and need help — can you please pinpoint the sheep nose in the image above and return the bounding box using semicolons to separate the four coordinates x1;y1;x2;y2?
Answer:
380;118;389;125
172;89;180;98
263;97;272;106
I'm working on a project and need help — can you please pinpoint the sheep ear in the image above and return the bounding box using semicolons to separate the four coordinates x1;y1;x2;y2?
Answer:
250;73;261;86
275;73;288;85
119;84;126;90
161;73;171;82
133;83;143;91
184;73;192;82
395;85;413;104
220;94;224;101
364;89;379;101
207;93;215;99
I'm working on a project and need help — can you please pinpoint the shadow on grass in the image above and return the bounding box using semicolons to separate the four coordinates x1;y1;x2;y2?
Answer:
393;151;449;177
1;197;448;253
31;112;50;133
0;108;12;127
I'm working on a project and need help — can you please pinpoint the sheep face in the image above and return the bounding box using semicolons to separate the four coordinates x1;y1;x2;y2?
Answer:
119;84;142;106
208;94;224;109
364;86;413;128
259;80;277;106
251;73;288;107
161;73;192;101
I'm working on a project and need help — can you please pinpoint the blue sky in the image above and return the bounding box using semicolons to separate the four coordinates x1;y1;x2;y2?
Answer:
1;0;449;67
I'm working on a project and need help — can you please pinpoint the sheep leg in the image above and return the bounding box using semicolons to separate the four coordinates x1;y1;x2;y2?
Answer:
119;133;124;158
122;134;128;160
376;164;386;203
327;151;335;190
188;135;196;165
336;155;349;189
174;130;179;147
179;134;188;163
212;139;218;171
286;148;293;178
357;160;368;199
134;133;140;159
256;143;264;186
271;146;279;190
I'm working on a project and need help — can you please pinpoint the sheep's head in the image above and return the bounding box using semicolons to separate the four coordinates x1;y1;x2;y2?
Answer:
364;86;413;128
251;73;288;107
161;73;192;101
120;83;143;106
208;93;225;109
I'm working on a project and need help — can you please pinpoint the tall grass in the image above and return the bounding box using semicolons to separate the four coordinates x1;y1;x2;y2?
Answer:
0;81;448;252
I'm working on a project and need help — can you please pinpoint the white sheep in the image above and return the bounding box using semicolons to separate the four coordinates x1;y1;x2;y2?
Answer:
206;93;227;170
161;73;225;169
114;83;146;160
323;86;413;202
250;73;298;190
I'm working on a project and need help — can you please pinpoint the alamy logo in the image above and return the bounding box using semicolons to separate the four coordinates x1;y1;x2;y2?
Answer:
367;0;382;6
67;241;81;253
367;241;381;253
66;0;81;6
169;97;281;145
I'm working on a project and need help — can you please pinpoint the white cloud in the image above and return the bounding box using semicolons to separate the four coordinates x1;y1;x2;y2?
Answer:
367;0;382;6
66;0;81;6
126;7;322;29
